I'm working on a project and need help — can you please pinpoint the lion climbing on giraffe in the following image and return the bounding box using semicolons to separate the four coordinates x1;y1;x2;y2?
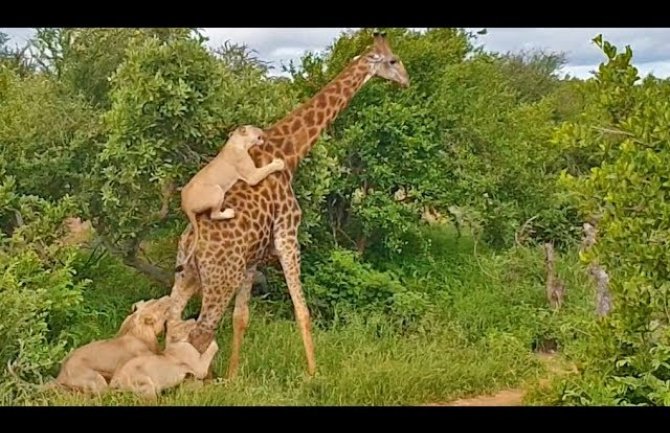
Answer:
169;31;410;380
178;125;286;267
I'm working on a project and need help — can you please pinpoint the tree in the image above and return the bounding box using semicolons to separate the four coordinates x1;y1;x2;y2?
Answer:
86;33;299;285
0;31;35;77
558;35;670;405
30;28;198;108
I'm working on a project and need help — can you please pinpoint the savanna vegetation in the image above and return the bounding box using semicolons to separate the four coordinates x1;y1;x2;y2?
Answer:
1;27;669;406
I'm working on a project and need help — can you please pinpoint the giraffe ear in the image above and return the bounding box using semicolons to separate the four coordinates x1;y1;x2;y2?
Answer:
366;53;383;63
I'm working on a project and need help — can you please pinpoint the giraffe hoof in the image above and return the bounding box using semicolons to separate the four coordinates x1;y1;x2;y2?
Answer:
204;364;217;381
182;379;205;390
211;377;229;386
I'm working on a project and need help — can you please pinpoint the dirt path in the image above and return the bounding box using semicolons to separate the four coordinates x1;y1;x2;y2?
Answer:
427;352;576;407
437;389;526;406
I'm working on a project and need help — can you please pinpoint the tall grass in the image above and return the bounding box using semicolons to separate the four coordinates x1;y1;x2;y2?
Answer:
5;226;595;406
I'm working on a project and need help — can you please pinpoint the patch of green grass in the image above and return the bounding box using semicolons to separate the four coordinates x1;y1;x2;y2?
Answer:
6;226;596;406
17;312;542;406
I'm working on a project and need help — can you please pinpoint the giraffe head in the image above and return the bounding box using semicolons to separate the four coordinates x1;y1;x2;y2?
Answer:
363;31;409;88
229;124;267;151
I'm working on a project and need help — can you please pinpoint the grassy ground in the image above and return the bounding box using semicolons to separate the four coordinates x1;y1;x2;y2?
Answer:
21;315;545;406
6;227;593;406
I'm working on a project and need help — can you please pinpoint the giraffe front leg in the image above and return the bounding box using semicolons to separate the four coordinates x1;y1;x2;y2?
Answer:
244;159;285;186
227;268;256;380
274;234;316;377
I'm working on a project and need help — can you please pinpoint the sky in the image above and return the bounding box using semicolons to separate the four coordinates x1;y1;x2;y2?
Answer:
2;27;670;79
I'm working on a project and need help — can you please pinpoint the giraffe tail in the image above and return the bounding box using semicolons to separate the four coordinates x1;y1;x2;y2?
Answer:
177;212;200;272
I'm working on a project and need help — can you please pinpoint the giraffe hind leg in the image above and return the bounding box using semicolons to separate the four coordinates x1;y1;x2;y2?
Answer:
188;267;246;356
211;208;235;220
227;268;256;379
209;186;235;220
169;265;201;322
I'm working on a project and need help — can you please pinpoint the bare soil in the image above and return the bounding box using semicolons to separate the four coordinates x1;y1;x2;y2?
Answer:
426;351;577;407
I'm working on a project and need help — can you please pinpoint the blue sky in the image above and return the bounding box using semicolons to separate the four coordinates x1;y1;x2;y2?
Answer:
3;28;670;79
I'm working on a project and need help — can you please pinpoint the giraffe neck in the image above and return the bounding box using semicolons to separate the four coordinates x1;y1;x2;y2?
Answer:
264;55;373;173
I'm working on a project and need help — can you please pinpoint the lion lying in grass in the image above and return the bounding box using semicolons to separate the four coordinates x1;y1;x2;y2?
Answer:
109;318;219;401
48;296;173;395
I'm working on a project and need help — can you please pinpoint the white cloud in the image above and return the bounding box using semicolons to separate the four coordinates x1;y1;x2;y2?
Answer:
473;28;670;67
203;27;347;65
270;46;314;59
1;27;33;46
2;27;670;79
572;60;670;80
202;27;670;79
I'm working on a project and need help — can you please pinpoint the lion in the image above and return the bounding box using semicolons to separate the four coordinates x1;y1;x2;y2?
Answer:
109;318;219;401
46;296;173;395
178;125;285;267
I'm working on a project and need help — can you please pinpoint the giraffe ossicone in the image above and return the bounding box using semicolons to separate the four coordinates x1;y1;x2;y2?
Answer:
169;31;410;379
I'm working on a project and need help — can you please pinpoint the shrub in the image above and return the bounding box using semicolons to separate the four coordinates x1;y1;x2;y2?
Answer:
0;178;89;400
556;36;670;405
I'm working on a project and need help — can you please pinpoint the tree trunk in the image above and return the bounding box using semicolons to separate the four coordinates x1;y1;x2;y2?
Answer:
100;236;174;288
581;222;612;318
543;242;565;310
122;254;174;287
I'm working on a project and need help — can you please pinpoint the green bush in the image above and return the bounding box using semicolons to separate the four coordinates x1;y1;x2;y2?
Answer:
0;67;102;203
299;247;432;330
91;32;302;259
554;36;670;405
302;28;582;253
0;179;89;400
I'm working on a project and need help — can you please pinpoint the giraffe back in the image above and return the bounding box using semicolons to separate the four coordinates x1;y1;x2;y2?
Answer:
176;139;299;271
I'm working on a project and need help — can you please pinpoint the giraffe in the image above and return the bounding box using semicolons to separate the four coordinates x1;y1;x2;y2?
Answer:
169;31;410;379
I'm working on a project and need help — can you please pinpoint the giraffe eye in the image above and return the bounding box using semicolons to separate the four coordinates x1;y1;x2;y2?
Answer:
389;59;397;65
